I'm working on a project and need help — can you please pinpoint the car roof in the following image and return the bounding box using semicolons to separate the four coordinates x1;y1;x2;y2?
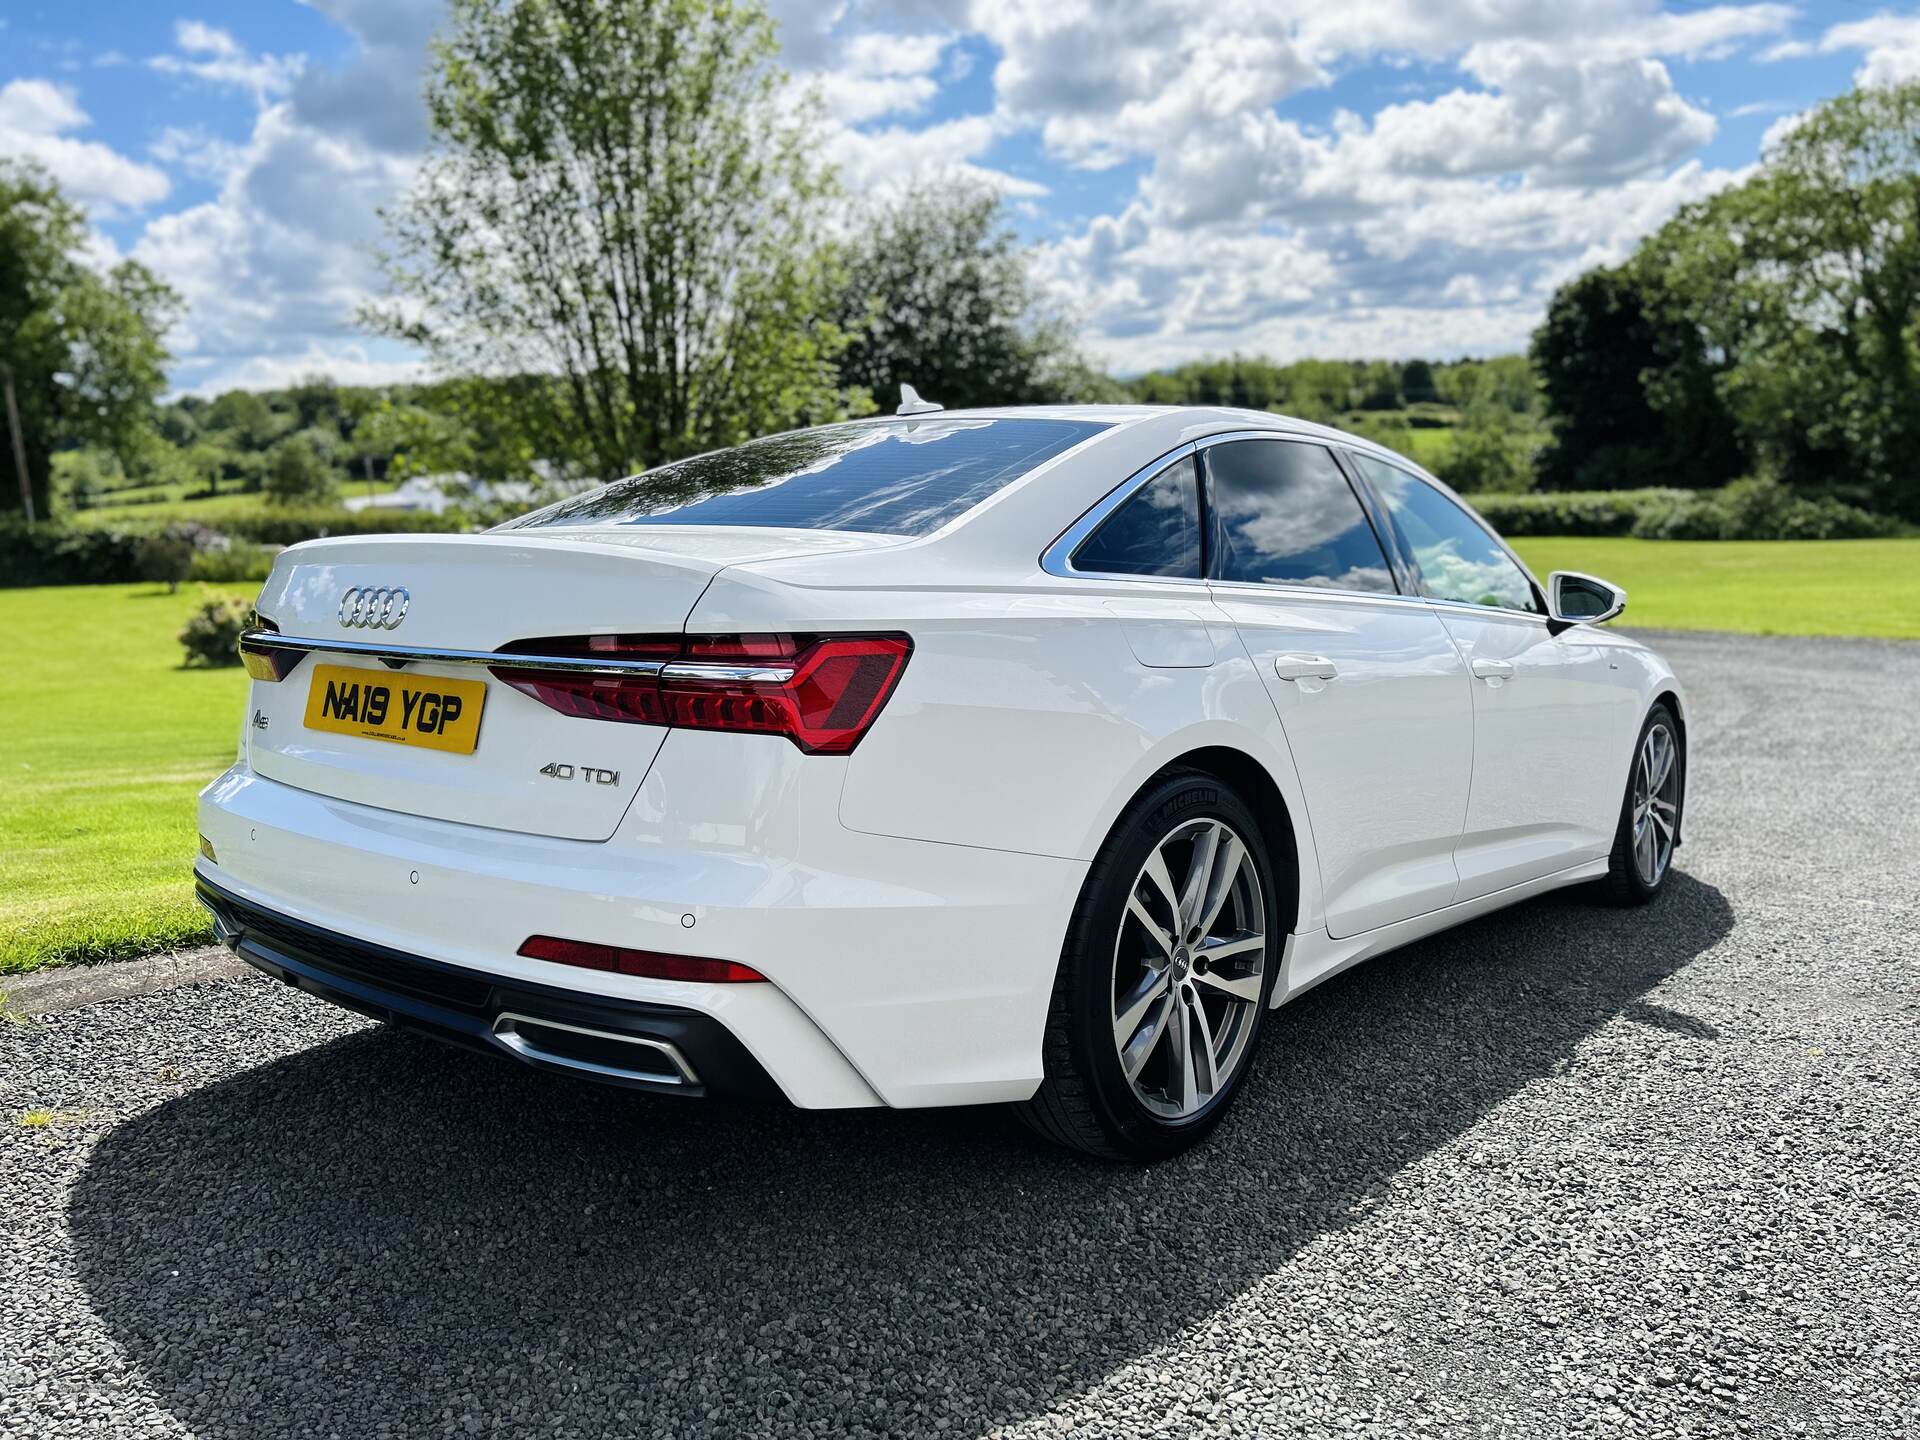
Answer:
855;403;1415;464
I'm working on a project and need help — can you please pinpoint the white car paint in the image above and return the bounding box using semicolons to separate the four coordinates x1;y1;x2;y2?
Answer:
197;404;1684;1113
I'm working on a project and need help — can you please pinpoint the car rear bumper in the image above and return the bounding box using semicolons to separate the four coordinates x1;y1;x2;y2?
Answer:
196;760;1088;1109
196;875;783;1099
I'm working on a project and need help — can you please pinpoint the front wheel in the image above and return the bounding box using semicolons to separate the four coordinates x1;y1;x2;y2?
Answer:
1600;703;1684;906
1017;771;1279;1160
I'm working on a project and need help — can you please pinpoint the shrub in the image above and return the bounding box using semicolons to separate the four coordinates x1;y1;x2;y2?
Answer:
177;592;252;668
135;532;196;592
188;542;279;584
1435;421;1532;494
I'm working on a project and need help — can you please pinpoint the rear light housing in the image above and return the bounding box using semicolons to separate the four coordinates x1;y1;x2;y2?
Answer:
492;632;912;755
517;935;766;983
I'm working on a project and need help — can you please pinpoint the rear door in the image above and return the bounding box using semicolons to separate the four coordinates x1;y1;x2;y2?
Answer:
1348;455;1631;896
1201;436;1474;939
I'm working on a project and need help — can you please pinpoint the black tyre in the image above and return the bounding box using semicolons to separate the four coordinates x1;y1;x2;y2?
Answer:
1016;770;1280;1160
1599;702;1684;907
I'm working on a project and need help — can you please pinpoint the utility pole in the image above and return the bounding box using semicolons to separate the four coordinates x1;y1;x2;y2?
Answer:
1;363;33;524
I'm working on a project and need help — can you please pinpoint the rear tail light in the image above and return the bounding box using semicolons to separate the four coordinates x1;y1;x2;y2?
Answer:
517;935;766;983
492;633;911;755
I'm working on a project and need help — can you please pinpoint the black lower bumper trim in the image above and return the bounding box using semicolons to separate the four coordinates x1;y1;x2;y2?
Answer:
195;876;781;1101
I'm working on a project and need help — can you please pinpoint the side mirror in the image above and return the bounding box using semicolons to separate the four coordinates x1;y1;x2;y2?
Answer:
1547;571;1626;631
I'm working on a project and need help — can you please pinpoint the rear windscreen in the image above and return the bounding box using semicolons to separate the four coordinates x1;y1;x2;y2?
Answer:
498;417;1109;537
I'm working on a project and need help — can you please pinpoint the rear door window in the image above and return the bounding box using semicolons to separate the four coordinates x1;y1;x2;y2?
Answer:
1204;440;1396;593
1070;456;1201;578
499;417;1108;538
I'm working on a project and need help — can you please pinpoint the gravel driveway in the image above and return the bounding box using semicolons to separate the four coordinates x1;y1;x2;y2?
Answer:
4;629;1916;1439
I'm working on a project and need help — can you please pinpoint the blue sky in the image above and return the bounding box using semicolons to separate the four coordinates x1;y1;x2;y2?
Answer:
2;0;1913;392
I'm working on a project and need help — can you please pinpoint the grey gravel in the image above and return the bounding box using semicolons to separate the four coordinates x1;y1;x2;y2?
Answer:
3;627;1917;1439
1;946;244;1018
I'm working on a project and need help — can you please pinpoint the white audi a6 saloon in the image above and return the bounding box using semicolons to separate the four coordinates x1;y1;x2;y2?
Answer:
197;402;1686;1159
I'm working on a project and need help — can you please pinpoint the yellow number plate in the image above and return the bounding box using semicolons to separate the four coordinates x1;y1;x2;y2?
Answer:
303;665;486;755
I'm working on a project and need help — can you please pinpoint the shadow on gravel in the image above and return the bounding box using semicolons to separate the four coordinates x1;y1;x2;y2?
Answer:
70;874;1732;1436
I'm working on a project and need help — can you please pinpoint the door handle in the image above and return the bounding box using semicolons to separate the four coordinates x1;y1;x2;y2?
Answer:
1274;654;1338;682
1471;659;1516;681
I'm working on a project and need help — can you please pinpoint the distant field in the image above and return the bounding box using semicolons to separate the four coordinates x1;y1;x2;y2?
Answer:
1513;537;1920;640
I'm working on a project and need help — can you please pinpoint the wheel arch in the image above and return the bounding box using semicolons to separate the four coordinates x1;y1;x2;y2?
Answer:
1650;687;1688;845
1127;745;1306;938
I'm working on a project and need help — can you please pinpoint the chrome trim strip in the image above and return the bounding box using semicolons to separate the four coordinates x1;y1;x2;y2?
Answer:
659;661;797;684
490;1012;700;1087
237;629;669;676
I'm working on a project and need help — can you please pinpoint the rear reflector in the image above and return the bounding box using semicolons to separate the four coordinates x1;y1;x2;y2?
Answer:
493;633;911;755
517;935;767;983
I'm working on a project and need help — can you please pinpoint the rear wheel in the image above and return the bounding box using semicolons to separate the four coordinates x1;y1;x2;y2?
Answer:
1017;771;1278;1160
1600;703;1683;906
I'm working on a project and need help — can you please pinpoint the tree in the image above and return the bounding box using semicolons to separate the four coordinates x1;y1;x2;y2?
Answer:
1400;358;1439;405
368;0;854;481
833;181;1114;410
1530;266;1744;490
263;433;339;505
1635;81;1920;515
1;160;178;519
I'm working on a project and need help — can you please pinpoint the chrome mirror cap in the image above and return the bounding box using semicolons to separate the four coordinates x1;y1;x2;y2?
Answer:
1547;570;1627;627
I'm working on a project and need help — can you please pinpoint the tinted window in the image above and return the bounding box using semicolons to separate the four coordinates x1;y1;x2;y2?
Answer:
1354;456;1541;613
500;417;1107;538
1071;456;1200;578
1204;440;1395;592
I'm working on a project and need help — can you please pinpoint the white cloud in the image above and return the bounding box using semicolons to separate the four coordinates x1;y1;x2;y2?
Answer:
827;112;1047;198
290;0;441;153
814;32;952;123
1811;14;1920;87
1360;44;1717;185
148;20;304;102
132;101;414;391
0;78;171;211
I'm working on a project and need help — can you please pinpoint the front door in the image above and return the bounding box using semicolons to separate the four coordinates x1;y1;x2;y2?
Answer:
1201;437;1475;939
1350;454;1629;898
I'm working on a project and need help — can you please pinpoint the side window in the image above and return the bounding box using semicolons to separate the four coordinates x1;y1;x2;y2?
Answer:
1071;455;1201;578
1353;456;1541;614
1204;440;1395;593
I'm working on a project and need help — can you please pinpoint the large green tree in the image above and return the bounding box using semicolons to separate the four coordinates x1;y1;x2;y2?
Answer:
1635;81;1920;515
0;160;177;520
368;0;855;481
833;182;1119;411
1530;265;1745;491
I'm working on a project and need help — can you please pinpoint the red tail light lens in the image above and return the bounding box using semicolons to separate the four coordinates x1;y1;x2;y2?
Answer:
492;633;911;755
518;935;767;983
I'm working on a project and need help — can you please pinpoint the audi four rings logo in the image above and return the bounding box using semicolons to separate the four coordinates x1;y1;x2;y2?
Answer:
337;585;411;630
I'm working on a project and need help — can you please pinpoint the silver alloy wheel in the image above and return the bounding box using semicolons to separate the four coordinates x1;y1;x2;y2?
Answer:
1632;722;1680;886
1111;817;1267;1120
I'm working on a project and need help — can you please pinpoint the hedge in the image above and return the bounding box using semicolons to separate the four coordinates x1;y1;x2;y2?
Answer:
91;505;473;544
1;519;146;586
1474;481;1894;541
3;509;471;588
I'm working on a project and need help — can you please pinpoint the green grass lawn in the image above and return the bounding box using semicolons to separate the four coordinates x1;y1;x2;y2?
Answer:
2;535;1915;977
0;584;249;975
1511;537;1920;640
